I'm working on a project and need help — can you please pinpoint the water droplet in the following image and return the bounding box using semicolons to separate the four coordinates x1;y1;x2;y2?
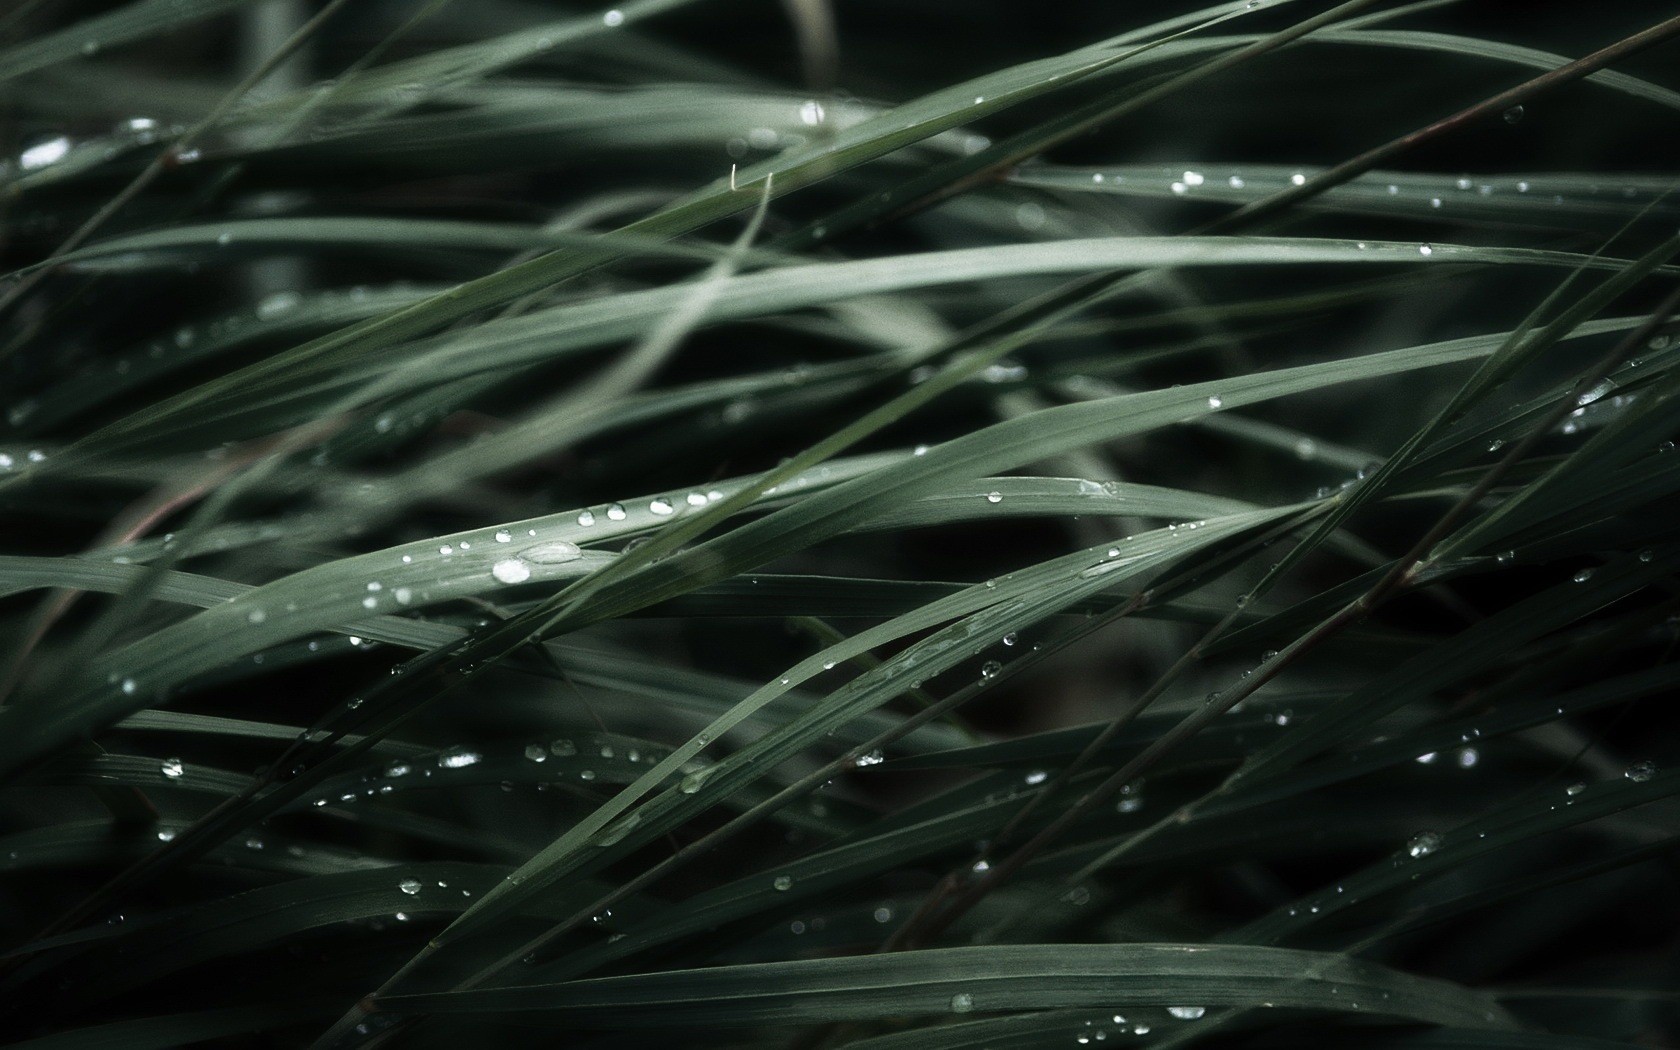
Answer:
799;100;826;126
1002;632;1018;646
522;540;582;564
855;749;885;767
1625;759;1657;782
1024;770;1048;785
120;678;138;695
20;136;70;170
1503;104;1524;124
606;503;628;521
1418;244;1433;256
602;8;624;26
439;749;481;769
1573;568;1594;583
873;906;893;923
1566;782;1586;796
773;874;794;891
1206;395;1223;409
160;757;184;779
1406;831;1441;858
949;993;975;1013
649;497;674;515
1182;170;1204;187
1168;1006;1205;1020
492;559;532;584
1290;172;1306;186
247;609;266;624
986;491;1003;504
1457;747;1479;768
524;744;547;763
980;660;1002;680
399;878;422;896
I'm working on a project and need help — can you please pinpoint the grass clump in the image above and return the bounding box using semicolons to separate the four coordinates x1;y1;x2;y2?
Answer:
1;1;1678;1046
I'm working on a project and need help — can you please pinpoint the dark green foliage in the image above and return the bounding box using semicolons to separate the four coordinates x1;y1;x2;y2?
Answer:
1;1;1678;1046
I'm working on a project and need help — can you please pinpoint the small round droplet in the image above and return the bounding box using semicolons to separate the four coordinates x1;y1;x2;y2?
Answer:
1168;1006;1206;1020
980;660;1002;680
602;8;624;26
1625;760;1657;783
494;529;512;543
949;992;975;1013
160;757;184;779
492;559;532;584
649;498;674;515
1419;244;1433;256
1206;395;1223;409
1573;568;1594;583
1503;104;1524;124
606;503;628;521
985;491;1002;504
772;874;794;891
577;509;596;527
1406;831;1441;858
524;744;547;763
399;878;422;896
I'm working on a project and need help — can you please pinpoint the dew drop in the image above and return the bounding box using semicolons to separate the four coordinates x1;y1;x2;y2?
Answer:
1503;104;1524;124
650;497;674;515
492;559;532;584
949;993;975;1013
522;540;582;564
602;8;624;26
399;878;422;896
980;660;1002;680
986;491;1003;504
773;874;794;891
524;744;547;763
1168;1006;1205;1020
1625;759;1657;782
1406;831;1441;858
1206;395;1223;409
160;757;184;779
606;503;628;521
